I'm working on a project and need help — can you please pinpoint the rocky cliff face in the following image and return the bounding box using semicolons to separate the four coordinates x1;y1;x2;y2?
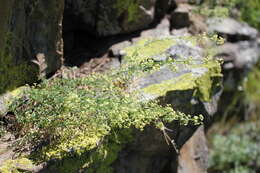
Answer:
0;1;259;173
0;0;64;94
64;0;170;36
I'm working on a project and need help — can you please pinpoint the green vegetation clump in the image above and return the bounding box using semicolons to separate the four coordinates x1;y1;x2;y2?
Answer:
114;0;140;22
209;122;260;173
198;0;260;30
0;158;34;173
208;63;260;173
4;36;222;172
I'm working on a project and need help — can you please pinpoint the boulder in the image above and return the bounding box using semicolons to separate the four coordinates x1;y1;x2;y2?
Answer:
207;17;258;41
64;0;170;36
170;4;192;29
218;41;260;70
0;36;222;173
177;126;208;173
112;36;222;172
0;0;64;94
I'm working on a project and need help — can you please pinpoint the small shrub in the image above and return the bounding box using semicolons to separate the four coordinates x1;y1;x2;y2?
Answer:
7;36;221;171
209;122;260;173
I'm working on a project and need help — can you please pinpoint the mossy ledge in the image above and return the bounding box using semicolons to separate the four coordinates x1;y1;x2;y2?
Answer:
1;35;222;172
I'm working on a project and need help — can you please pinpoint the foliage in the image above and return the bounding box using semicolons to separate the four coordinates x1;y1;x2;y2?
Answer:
6;36;222;171
244;62;260;104
208;63;260;173
209;122;260;173
235;0;260;30
197;0;260;30
0;158;34;173
114;0;140;23
0;122;7;137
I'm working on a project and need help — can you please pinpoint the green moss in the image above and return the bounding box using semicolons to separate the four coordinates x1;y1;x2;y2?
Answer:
124;38;176;60
142;73;197;96
0;0;38;94
244;63;260;103
142;62;222;102
127;37;222;102
0;31;38;95
114;0;140;23
8;35;221;172
200;0;260;30
0;158;34;173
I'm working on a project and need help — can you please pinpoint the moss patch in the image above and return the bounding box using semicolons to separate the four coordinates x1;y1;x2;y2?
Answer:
114;0;141;23
0;28;38;95
6;35;221;172
0;158;34;173
0;1;38;94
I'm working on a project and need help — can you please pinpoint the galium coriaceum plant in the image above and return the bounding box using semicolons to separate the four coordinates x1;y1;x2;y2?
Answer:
8;35;221;160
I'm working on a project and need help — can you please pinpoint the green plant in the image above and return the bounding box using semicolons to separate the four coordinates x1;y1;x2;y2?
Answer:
209;122;260;173
198;0;260;30
6;35;222;172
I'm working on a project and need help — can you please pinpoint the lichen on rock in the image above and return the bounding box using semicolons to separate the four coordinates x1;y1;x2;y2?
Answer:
2;35;222;172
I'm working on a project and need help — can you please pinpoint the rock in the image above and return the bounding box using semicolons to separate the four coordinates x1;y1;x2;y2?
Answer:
140;17;171;38
218;41;260;70
112;36;222;173
207;18;258;41
132;17;171;43
64;0;170;36
127;38;221;103
171;28;191;36
170;4;192;29
110;17;171;57
0;0;64;94
178;126;208;173
110;40;132;57
189;13;208;34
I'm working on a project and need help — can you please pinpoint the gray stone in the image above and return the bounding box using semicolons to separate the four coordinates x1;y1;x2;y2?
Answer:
110;41;132;57
207;17;258;40
217;41;260;69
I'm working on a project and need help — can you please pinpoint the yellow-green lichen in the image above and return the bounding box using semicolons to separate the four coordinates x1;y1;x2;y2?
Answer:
127;37;222;102
7;35;221;172
0;158;34;173
142;73;197;96
142;61;222;102
124;38;176;61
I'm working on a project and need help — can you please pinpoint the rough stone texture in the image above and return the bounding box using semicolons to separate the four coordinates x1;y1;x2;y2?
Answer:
131;17;171;44
64;0;170;36
178;126;208;173
110;17;171;57
113;37;222;173
207;18;258;40
207;17;260;92
0;0;64;94
218;41;260;70
170;4;192;29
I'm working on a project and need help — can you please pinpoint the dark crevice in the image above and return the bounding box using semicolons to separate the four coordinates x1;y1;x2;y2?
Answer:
62;16;166;67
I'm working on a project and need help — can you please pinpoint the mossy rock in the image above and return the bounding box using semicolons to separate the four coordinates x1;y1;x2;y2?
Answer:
2;35;222;173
